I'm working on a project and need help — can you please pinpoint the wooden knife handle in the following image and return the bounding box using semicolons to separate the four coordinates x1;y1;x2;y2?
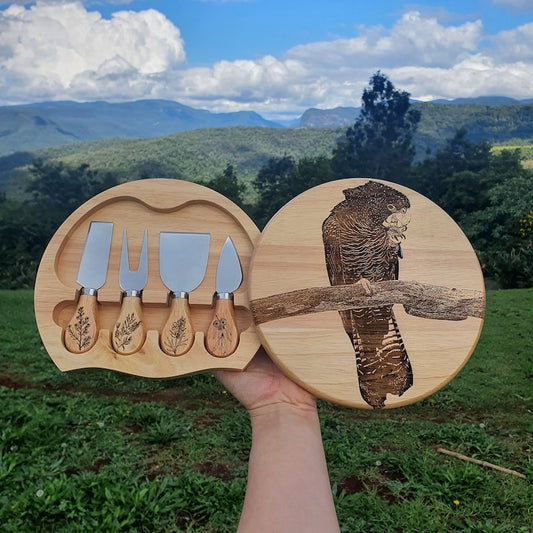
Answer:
160;294;195;356
205;293;239;357
112;293;145;355
64;291;99;353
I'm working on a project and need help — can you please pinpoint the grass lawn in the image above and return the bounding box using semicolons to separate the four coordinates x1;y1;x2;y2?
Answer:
0;289;531;532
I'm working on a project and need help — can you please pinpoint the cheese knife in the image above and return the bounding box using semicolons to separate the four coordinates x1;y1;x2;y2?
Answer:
112;230;148;355
159;231;210;356
64;221;113;353
205;236;242;357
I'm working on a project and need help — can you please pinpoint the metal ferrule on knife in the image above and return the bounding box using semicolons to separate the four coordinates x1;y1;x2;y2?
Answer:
123;289;142;298
170;291;189;299
81;287;98;296
215;292;233;301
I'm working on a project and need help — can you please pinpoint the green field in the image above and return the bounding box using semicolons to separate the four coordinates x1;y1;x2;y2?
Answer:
0;289;531;532
492;142;533;169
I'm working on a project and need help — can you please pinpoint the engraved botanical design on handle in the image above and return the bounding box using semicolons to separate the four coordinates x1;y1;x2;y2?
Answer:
66;306;92;352
211;314;230;353
64;292;99;354
205;237;242;358
113;312;142;352
322;181;413;409
160;295;195;356
162;318;190;356
205;298;239;358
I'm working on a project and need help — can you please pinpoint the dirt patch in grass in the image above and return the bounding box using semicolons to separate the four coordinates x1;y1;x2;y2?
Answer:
193;413;218;428
65;457;111;476
338;470;410;505
0;369;224;408
191;461;233;481
338;474;365;494
0;374;28;390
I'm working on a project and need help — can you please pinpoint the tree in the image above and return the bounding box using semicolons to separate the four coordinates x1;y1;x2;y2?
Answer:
0;161;119;289
252;156;298;228
407;128;493;204
331;71;421;182
252;155;334;228
200;164;248;208
26;160;119;221
459;166;533;288
409;134;533;288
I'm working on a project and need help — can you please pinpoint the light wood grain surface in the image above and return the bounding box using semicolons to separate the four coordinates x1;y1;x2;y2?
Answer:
249;178;485;409
34;178;261;377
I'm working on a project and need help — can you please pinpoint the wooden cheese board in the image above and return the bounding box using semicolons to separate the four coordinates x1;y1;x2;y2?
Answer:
248;179;485;409
34;178;261;378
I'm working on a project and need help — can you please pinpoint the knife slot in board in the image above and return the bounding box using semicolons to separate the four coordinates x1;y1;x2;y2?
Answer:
53;300;254;350
35;179;261;377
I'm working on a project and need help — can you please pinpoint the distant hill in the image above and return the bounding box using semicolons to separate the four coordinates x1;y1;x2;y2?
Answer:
2;97;533;158
298;100;533;154
0;100;282;157
299;107;359;128
412;102;533;154
0;126;345;198
429;96;533;106
2;96;533;198
297;96;533;128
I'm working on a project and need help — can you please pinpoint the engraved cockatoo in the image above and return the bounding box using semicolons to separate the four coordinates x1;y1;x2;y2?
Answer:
322;181;413;408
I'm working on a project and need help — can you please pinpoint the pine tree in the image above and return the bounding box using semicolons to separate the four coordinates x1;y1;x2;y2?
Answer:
331;71;420;182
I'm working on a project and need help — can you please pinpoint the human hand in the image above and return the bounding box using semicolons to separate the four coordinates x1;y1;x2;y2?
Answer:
217;349;339;533
214;347;315;414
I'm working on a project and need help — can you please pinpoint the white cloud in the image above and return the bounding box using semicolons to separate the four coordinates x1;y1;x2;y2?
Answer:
159;11;489;116
0;1;185;103
385;56;533;102
287;12;482;69
492;22;533;62
0;3;532;116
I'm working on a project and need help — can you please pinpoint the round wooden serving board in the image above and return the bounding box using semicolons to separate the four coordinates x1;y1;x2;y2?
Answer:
248;179;485;409
34;179;261;378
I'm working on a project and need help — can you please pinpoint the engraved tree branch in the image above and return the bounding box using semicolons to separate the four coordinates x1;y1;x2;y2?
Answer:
114;313;142;351
66;306;92;351
163;318;189;355
250;280;484;325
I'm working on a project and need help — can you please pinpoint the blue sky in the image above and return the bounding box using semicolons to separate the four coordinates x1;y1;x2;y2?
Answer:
1;0;532;118
137;0;533;64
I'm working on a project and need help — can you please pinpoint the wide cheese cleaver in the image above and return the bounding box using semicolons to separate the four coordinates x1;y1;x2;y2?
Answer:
159;232;210;356
205;236;242;357
64;221;113;353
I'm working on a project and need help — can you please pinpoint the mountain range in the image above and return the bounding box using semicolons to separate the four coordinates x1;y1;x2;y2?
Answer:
0;100;281;157
1;97;533;157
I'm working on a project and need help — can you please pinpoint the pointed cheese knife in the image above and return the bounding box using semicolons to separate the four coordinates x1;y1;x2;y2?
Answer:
159;232;210;356
112;230;148;355
64;221;113;354
205;236;242;357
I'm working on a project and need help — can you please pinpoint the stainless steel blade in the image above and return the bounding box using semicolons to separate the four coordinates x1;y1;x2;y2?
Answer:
119;230;148;291
159;232;210;293
216;236;242;293
76;221;113;290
